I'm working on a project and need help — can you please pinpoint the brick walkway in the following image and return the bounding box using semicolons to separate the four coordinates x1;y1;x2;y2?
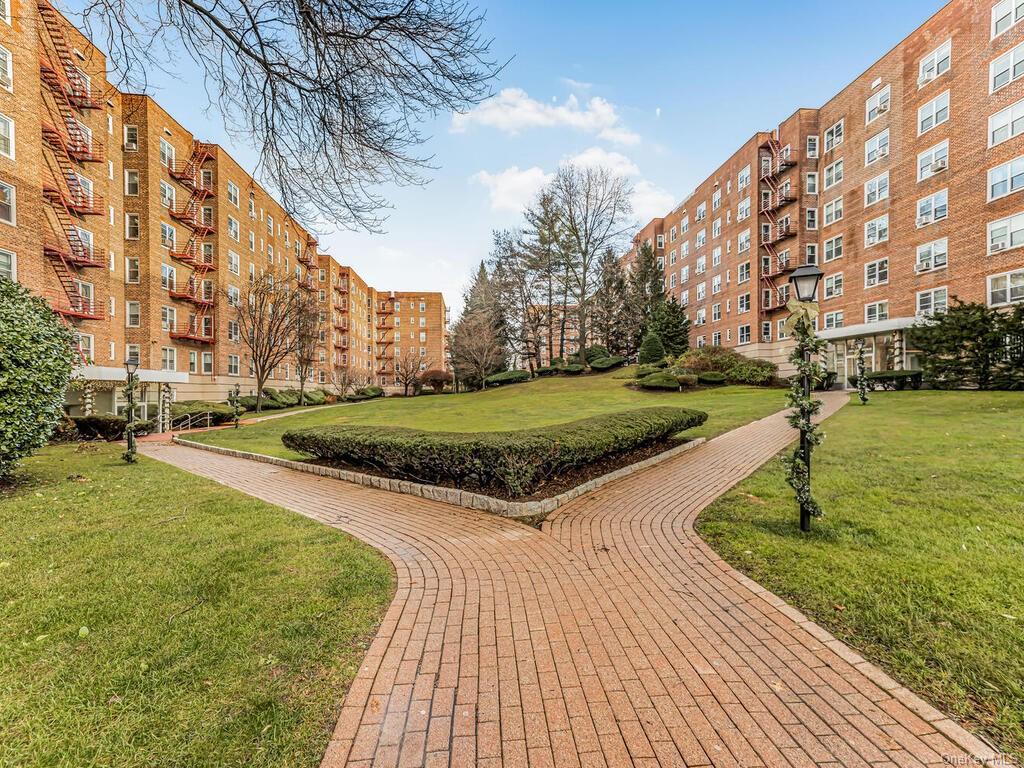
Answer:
141;393;998;767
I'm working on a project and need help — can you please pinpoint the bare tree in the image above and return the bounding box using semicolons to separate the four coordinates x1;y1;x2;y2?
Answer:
450;310;504;389
488;229;547;372
78;0;501;229
393;347;433;396
329;366;372;400
293;289;322;405
233;272;304;413
549;165;634;364
522;191;568;364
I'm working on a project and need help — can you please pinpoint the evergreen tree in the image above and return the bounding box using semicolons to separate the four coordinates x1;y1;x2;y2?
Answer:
649;296;690;357
912;301;1008;389
591;248;633;355
637;330;665;365
626;242;665;349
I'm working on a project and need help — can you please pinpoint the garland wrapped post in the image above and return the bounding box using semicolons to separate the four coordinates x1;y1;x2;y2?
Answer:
159;383;173;433
227;383;242;429
122;372;139;464
782;299;828;531
856;339;869;406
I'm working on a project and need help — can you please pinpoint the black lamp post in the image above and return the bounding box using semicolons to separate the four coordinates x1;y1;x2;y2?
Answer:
788;263;824;532
228;383;242;428
124;356;140;463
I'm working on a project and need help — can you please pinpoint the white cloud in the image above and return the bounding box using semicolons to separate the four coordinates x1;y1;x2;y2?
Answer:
631;180;675;223
451;87;640;146
564;147;639;177
560;77;594;92
472;166;554;212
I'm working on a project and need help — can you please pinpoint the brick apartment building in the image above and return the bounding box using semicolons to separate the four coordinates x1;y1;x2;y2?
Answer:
0;0;447;420
627;0;1024;383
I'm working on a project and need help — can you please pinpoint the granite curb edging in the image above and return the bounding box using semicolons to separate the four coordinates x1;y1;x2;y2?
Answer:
170;435;706;519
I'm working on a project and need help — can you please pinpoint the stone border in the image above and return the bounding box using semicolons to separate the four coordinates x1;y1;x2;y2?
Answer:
171;435;706;519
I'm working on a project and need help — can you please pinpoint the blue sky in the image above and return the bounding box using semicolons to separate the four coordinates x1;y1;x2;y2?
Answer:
68;0;944;314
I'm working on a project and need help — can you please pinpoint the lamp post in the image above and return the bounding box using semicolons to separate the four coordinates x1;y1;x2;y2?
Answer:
787;264;824;532
123;356;140;463
228;383;242;428
855;337;869;406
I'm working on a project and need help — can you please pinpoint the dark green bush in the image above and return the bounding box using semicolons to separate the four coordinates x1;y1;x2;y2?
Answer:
698;372;726;386
814;371;839;391
170;401;238;425
676;374;699;388
49;415;80;444
273;389;301;407
848;370;924;391
535;366;559;377
637;331;666;365
637;372;682;391
282;407;708;497
357;386;384;399
561;364;585;375
678;347;778;386
301;389;327;405
485;370;532;386
634;365;661;378
589;356;626;371
584;345;609;364
72;416;129;441
549;357;565;367
725;359;777;386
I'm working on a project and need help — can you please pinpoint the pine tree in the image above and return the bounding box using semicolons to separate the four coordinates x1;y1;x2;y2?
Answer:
637;330;666;365
591;248;633;355
649;296;690;357
626;242;665;350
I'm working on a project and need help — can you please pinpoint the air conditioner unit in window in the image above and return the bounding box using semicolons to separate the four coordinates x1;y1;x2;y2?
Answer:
878;146;890;158
877;102;890;115
917;214;934;227
918;71;936;87
991;242;1008;253
867;234;878;246
931;157;948;173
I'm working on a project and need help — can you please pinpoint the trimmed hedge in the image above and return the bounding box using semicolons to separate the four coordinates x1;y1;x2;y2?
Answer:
170;401;238;425
72;416;127;441
589;356;626;372
676;374;698;388
698;372;726;386
634;365;661;379
282;407;708;497
562;364;585;375
584;345;609;364
637;372;682;391
847;370;924;391
485;370;531;387
535;366;559;377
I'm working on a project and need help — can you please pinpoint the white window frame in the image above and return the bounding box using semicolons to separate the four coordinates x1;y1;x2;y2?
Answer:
824;119;844;151
824;273;844;299
864;172;889;207
823;235;843;263
865;215;889;247
823;159;844;190
823;311;844;330
916;287;948;317
993;0;1024;38
918;140;949;181
918;91;950;136
806;172;818;194
988;210;1024;254
0;44;12;92
916;189;948;226
806;135;819;159
865;129;889;166
916;238;948;273
0;247;15;281
865;301;889;324
866;86;891;124
988;155;1024;201
988;268;1024;307
865;257;889;288
990;40;1024;92
0;179;15;225
0;111;13;159
918;40;952;87
823;196;843;226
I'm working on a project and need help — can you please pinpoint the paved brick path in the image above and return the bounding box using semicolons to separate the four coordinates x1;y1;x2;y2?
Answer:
141;393;998;767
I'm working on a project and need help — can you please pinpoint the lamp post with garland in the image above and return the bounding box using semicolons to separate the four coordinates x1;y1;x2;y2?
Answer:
855;337;869;406
122;357;140;464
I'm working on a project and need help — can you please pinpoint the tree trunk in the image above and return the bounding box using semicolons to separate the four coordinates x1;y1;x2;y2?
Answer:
299;377;306;406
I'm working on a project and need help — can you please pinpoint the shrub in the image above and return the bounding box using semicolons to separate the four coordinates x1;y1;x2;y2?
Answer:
561;364;585;375
237;395;260;411
420;369;453;393
814;371;839;391
73;416;129;441
357;386;384;399
849;370;924;391
0;280;76;479
282;407;708;497
637;331;666;365
170;401;239;425
274;389;300;407
49;415;80;444
302;389;327;405
634;365;661;378
584;345;609;364
678;346;778;386
698;372;726;386
549;357;565;367
535;366;559;377
485;370;531;387
589;356;626;372
637;372;682;391
725;359;777;386
676;374;699;388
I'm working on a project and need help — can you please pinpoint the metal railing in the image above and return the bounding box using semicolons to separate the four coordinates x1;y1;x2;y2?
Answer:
170;411;216;432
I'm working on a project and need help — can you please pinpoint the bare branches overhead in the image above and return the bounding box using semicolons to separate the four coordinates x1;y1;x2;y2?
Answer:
79;0;501;230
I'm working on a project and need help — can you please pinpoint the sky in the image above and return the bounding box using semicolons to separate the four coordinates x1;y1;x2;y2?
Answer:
65;0;945;315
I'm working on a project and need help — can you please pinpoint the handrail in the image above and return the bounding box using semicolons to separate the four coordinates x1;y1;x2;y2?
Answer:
170;411;215;432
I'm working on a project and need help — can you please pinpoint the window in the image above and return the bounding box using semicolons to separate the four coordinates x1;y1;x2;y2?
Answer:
865;215;889;246
989;156;1024;201
919;40;952;85
227;286;240;306
74;333;94;361
0;45;12;91
712;218;721;238
866;86;891;124
0;1;9;24
806;172;818;194
227;181;239;207
824;273;844;299
738;165;751;189
681;215;689;233
188;350;198;374
917;189;948;225
865;129;889;165
227;354;240;376
712;247;722;267
696;255;706;274
823;159;844;190
738;261;750;283
696;202;706;221
865;172;889;206
738;325;751;345
993;0;1024;38
806;244;818;265
823;311;844;330
738;229;751;253
159;181;175;208
865;302;889;323
806;208;818;229
738;293;751;313
988;268;1024;306
159;138;175;167
680;265;690;282
865;258;889;287
0;112;12;159
712;274;722;294
160;222;176;248
737;197;751;221
161;306;176;331
823;197;843;226
916;238;948;272
227;216;240;241
0;247;14;280
227;320;240;342
917;287;948;316
201;352;214;374
0;180;14;224
918;141;949;181
124;125;138;151
125;169;139;196
709;302;719;321
992;41;1024;94
696;229;706;247
125;257;140;283
696;281;706;301
988;211;1024;253
125;213;140;240
824;120;844;151
990;97;1024;147
806;135;819;159
126;301;141;327
161;347;176;372
918;91;950;135
160;263;176;290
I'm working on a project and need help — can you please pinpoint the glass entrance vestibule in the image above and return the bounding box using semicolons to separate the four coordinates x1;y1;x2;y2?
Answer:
818;323;921;389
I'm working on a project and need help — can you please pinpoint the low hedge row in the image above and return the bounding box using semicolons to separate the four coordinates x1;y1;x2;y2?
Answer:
589;356;626;371
170;400;238;425
71;416;155;440
282;406;708;497
485;370;531;386
846;370;924;391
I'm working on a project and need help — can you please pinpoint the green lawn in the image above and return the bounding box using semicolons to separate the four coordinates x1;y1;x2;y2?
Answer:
189;371;788;459
0;443;393;768
697;391;1024;760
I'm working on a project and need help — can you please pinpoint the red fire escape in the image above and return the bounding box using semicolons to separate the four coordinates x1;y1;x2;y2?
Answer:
167;141;218;343
758;135;801;337
37;0;104;327
375;297;395;376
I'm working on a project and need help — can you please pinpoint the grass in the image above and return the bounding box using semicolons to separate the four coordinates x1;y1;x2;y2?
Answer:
0;443;394;768
697;391;1024;760
189;370;788;460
